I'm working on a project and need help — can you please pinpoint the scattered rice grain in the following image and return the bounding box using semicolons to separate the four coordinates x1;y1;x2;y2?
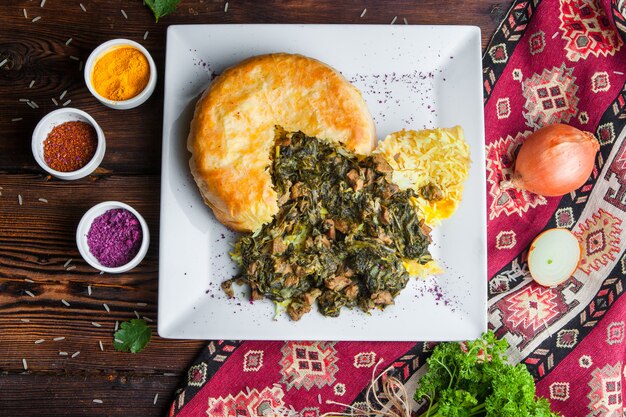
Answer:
114;338;124;344
91;322;101;328
552;32;558;39
31;16;41;22
162;372;176;376
69;55;79;61
63;259;72;268
136;302;147;307
93;399;103;404
66;265;76;271
18;194;23;205
134;310;140;319
21;319;30;323
403;17;408;24
224;2;228;12
80;3;86;12
99;271;104;275
63;99;71;107
615;71;624;75
19;98;30;102
51;98;58;106
61;299;70;307
60;90;67;100
30;101;39;109
65;38;73;45
40;0;46;7
103;303;110;312
121;9;127;19
142;316;153;322
23;9;28;18
71;351;80;358
38;198;48;203
360;8;367;17
114;321;119;331
390;16;397;25
25;290;34;297
22;358;28;370
59;351;68;356
98;340;104;351
27;101;36;109
318;393;322;403
143;31;149;40
78;61;83;71
34;339;45;344
24;278;34;283
87;285;92;295
153;393;159;405
12;118;23;122
29;80;35;88
53;336;65;341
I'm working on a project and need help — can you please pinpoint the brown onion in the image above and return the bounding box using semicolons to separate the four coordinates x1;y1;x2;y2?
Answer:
501;123;600;197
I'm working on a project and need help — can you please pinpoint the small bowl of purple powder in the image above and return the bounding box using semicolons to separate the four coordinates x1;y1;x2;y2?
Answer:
76;201;149;273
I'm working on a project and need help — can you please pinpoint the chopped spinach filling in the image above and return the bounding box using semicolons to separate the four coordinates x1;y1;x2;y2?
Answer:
226;129;432;320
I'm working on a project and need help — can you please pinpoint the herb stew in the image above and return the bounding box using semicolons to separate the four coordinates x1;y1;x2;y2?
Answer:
226;129;432;320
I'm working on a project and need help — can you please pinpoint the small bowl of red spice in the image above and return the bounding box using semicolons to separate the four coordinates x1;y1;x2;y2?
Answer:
32;108;105;180
76;201;150;273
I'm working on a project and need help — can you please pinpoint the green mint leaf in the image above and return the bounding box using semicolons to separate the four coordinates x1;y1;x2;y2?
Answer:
113;319;151;353
144;0;181;22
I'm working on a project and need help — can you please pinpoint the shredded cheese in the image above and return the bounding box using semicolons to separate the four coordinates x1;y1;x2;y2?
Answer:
374;126;471;226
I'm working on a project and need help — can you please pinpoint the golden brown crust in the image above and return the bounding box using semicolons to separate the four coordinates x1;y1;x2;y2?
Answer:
188;53;376;232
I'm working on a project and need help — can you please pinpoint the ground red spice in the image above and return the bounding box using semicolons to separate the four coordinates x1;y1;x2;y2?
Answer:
43;121;98;172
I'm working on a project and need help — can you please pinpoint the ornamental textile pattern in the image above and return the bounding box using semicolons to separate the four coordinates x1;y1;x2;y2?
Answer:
169;1;626;416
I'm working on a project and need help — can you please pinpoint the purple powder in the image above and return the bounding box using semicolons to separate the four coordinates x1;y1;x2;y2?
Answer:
87;208;142;268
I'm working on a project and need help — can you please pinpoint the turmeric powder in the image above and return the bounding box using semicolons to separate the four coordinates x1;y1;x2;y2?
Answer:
91;46;150;101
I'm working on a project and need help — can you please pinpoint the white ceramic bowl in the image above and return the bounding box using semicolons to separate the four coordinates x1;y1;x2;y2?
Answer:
84;39;157;110
32;107;106;180
76;201;150;274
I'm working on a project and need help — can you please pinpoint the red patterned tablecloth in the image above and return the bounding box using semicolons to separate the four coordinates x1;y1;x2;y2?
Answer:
169;0;626;415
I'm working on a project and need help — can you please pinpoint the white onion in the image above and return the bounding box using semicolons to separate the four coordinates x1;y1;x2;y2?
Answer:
528;228;581;287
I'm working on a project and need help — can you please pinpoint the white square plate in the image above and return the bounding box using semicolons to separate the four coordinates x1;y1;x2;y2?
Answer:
158;24;487;341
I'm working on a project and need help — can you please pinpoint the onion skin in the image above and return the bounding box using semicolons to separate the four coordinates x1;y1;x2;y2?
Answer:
505;123;600;197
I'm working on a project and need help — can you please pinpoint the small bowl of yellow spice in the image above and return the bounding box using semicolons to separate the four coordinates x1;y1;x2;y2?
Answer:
85;39;157;110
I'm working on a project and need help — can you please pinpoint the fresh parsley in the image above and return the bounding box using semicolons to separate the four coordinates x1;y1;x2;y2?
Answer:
415;331;559;417
113;319;151;353
144;0;181;22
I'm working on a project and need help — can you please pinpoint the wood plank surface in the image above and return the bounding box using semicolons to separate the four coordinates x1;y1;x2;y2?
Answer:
0;0;502;416
0;373;180;416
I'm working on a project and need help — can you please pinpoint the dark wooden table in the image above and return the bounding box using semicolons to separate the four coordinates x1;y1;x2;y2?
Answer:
0;1;504;415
